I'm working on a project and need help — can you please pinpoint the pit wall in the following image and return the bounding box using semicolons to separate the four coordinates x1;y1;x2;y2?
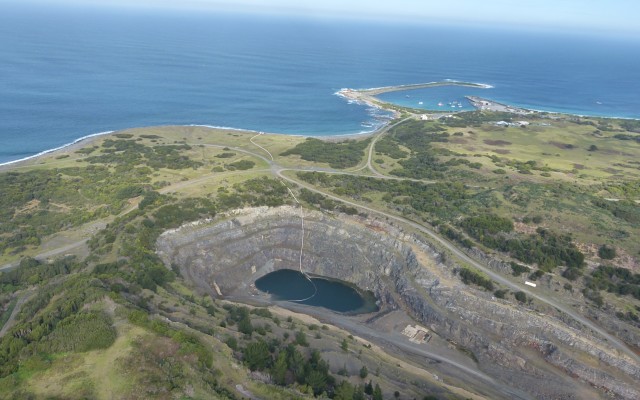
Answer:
157;206;639;400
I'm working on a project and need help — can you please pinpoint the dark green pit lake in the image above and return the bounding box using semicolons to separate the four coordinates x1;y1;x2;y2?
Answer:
255;269;378;314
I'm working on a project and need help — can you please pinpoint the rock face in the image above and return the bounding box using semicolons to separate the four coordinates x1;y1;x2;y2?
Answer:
157;206;640;400
157;206;403;298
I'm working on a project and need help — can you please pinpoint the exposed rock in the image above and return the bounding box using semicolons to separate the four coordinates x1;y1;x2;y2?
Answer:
158;206;640;400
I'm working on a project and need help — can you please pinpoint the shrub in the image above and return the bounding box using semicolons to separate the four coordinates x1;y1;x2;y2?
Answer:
281;138;370;168
598;245;616;260
294;331;309;347
40;311;116;353
563;267;582;281
458;268;494;291
226;160;255;171
238;316;254;336
225;336;238;351
494;289;508;299
215;152;236;158
528;270;545;281
510;262;530;277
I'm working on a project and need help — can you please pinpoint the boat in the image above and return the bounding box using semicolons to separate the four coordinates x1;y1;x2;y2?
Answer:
438;102;443;106
418;101;423;105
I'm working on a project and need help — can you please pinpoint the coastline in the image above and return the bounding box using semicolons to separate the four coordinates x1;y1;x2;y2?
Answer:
0;118;393;171
0;130;114;169
335;80;493;117
0;122;388;172
2;80;639;171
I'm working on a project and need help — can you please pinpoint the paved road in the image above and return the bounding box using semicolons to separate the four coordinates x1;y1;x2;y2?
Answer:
0;288;35;338
365;117;412;178
0;239;89;272
5;124;639;365
275;169;640;365
271;299;534;400
247;129;640;366
244;129;640;363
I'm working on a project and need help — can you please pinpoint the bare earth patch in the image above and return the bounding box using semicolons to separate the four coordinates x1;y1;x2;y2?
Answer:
450;138;468;144
574;242;639;272
483;139;512;146
513;221;538;235
492;149;511;154
549;141;575;149
14;199;41;216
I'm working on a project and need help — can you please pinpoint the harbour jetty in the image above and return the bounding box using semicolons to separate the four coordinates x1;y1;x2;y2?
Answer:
337;80;492;113
466;95;533;115
337;81;540;117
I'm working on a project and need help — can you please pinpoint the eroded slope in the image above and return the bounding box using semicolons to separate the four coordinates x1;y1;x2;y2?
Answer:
158;206;640;400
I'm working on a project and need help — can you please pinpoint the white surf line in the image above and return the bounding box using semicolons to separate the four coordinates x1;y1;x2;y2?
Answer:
0;130;114;168
249;132;274;162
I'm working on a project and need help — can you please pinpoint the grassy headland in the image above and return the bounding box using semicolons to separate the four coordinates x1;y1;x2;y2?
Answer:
1;93;639;399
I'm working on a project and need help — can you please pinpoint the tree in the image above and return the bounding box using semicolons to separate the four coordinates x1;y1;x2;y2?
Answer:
373;383;383;400
305;370;327;396
287;347;306;381
359;365;369;379
514;291;527;303
334;381;355;400
353;385;366;400
243;340;271;371
364;381;373;395
271;352;288;385
341;338;349;352
238;316;254;336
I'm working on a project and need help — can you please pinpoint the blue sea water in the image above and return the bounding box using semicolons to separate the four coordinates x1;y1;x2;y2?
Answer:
377;85;484;112
1;5;640;164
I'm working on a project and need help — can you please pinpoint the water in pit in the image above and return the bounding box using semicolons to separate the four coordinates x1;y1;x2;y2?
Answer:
255;269;378;314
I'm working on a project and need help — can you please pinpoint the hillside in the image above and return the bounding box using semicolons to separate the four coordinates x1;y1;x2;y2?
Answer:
1;110;639;399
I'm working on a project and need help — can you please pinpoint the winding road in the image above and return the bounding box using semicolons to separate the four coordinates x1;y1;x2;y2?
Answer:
4;121;639;369
248;125;640;366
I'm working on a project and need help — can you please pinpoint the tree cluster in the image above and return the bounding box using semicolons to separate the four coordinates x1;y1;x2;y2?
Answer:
587;265;640;301
458;268;494;291
281;138;371;169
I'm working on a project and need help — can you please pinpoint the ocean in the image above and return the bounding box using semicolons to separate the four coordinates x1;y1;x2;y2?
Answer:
1;5;640;164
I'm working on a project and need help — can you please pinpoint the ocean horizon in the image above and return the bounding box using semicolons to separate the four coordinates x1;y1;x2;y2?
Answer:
1;5;640;164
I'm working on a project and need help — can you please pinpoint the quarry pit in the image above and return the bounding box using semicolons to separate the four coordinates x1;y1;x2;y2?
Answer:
157;206;640;400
